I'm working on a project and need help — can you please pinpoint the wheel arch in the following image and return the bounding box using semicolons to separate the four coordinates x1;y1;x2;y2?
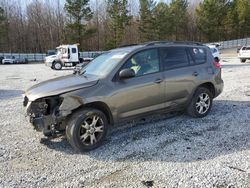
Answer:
196;82;215;98
71;101;114;125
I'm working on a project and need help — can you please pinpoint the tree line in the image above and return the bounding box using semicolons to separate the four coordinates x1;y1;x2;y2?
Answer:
0;0;250;53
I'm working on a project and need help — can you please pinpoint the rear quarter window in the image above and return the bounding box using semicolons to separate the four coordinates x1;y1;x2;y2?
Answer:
188;47;206;64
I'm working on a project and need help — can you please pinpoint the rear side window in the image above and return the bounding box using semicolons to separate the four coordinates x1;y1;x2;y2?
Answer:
72;48;77;53
242;47;250;50
160;47;189;70
188;47;206;64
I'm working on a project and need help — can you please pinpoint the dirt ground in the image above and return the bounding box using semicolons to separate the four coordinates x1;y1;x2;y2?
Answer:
0;57;249;187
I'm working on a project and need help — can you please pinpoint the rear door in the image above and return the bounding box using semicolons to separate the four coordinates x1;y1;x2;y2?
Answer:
160;47;200;108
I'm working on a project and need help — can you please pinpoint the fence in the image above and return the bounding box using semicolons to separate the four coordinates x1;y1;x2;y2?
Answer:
208;37;250;49
2;38;250;61
0;51;104;62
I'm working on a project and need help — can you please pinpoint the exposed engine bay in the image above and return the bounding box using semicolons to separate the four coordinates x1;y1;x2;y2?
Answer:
24;96;64;135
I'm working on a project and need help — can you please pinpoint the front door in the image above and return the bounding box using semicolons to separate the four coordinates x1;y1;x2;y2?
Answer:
112;49;165;119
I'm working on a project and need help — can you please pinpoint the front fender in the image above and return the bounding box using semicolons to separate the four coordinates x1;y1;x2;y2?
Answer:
59;96;84;117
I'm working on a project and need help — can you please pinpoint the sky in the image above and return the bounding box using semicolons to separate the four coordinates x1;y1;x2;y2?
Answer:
17;0;202;7
6;0;202;14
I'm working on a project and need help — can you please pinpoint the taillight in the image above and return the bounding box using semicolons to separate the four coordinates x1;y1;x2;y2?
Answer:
213;61;221;69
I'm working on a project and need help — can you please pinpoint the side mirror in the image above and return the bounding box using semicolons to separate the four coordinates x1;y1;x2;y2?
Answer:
119;68;135;79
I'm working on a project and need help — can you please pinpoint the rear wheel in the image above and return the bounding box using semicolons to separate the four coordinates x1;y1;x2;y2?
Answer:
187;87;213;118
66;108;108;152
240;59;246;63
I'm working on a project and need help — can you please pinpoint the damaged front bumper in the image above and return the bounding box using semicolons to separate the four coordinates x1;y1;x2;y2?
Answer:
30;115;57;132
23;94;84;135
23;96;63;135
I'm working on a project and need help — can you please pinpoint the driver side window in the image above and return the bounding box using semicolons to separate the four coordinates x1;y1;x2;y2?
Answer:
122;49;160;77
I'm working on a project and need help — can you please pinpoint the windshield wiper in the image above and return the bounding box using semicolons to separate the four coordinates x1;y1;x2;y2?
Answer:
73;68;80;75
80;70;86;75
73;68;88;78
73;65;85;75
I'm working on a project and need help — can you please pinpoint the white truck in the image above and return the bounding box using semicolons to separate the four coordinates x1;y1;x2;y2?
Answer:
44;54;59;67
45;44;91;70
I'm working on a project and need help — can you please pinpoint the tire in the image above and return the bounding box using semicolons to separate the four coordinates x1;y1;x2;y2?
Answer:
53;61;63;70
66;108;108;152
51;61;56;69
187;87;213;118
240;59;246;63
43;131;53;137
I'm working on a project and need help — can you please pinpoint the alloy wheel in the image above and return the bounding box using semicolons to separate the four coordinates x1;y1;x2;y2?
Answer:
195;93;211;115
79;115;104;146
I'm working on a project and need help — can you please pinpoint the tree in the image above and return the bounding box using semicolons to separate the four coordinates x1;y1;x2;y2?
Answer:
225;1;239;39
0;7;6;43
169;0;189;40
229;0;250;39
105;0;131;49
64;0;95;50
196;0;231;42
138;0;157;42
153;2;173;40
0;7;5;29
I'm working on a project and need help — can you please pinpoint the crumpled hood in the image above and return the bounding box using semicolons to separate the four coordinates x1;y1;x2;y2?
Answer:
25;74;99;101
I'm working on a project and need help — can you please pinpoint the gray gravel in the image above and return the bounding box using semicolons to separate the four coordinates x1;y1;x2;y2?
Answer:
0;59;250;188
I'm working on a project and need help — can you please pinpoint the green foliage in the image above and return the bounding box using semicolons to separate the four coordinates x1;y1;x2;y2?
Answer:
0;7;6;29
232;0;250;38
139;0;188;42
153;3;172;40
196;0;231;42
0;7;7;41
0;7;4;21
225;1;239;39
105;0;131;49
138;0;157;42
64;0;95;49
169;0;188;40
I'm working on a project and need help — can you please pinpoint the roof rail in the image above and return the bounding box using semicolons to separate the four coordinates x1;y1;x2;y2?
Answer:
144;41;204;46
118;44;139;48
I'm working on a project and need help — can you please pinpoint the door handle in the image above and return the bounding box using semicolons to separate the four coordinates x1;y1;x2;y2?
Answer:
154;79;163;84
192;72;199;77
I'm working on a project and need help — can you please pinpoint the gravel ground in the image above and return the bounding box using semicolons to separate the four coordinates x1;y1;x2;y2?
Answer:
0;58;250;188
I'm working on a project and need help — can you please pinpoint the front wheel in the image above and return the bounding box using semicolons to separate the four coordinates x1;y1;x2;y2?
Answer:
187;87;213;118
240;59;246;63
66;108;108;152
53;61;63;70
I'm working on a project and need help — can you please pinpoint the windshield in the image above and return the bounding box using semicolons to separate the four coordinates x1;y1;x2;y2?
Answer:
5;56;13;59
80;51;128;76
56;48;65;55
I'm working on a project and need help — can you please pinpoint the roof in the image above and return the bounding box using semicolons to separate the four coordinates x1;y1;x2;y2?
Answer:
110;41;206;53
56;44;78;49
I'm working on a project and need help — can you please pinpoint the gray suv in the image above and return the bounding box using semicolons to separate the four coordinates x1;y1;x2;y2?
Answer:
23;41;224;151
